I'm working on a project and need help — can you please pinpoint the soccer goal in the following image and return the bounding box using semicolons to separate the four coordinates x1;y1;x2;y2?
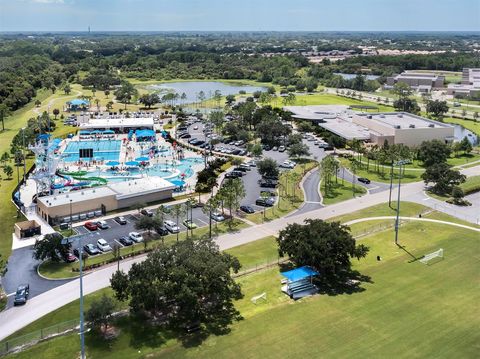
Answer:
419;248;444;264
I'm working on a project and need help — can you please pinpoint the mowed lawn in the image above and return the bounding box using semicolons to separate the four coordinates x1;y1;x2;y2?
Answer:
7;220;479;359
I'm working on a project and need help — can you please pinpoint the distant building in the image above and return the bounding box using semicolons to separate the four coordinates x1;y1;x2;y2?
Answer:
385;72;445;92
284;105;454;147
447;68;480;99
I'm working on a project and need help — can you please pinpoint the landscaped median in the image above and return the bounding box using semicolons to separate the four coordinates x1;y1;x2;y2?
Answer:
38;218;249;280
245;159;318;224
426;175;480;204
319;178;367;205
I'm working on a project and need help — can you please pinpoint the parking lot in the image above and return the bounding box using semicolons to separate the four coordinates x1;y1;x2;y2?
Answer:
70;206;215;255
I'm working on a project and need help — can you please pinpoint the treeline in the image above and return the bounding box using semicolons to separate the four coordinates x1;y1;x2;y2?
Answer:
336;52;480;75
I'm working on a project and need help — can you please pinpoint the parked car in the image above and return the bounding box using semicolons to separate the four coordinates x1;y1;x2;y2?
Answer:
97;238;112;252
278;145;286;152
84;221;98;231
114;216;127;225
96;220;109;229
259;179;278;188
155;226;169;236
183;219;198;229
211;212;225;222
225;171;242;179
358;177;371;184
255;197;275;207
83;243;101;255
234;166;248;172
179;133;192;139
164;220;180;233
63;252;77;263
13;284;30;306
118;236;133;246
141;209;154;217
73;248;88;259
272;146;278;151
240;205;255;214
129;232;144;243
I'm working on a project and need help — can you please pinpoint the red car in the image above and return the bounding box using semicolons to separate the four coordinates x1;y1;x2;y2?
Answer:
84;221;98;231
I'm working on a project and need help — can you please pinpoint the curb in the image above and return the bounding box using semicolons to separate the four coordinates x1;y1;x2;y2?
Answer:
37;262;80;281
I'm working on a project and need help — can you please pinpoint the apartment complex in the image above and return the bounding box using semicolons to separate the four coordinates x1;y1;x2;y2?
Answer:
447;68;480;98
385;72;445;92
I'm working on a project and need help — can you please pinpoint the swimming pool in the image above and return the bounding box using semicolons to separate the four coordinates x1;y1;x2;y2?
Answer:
63;140;121;162
81;157;203;183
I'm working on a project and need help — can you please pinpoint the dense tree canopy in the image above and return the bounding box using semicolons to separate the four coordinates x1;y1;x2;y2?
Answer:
277;219;369;280
110;238;243;330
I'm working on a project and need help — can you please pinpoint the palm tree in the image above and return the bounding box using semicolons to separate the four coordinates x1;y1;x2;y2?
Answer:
171;203;186;241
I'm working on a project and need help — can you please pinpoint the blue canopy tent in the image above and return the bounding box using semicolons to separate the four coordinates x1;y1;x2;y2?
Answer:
79;130;91;135
67;99;89;111
106;161;120;166
125;161;140;167
136;156;149;162
103;130;115;134
135;129;155;142
281;266;319;300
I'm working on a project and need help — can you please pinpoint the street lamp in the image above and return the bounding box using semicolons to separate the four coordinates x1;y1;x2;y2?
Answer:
61;233;87;359
69;199;73;236
394;159;409;245
21;127;26;184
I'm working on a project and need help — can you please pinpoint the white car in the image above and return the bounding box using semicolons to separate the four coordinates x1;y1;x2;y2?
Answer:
193;125;199;130
164;220;180;233
129;232;144;243
97;238;112;252
211;212;225;222
96;220;109;229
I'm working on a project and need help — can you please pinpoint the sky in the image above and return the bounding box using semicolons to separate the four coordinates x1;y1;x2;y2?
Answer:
0;0;479;32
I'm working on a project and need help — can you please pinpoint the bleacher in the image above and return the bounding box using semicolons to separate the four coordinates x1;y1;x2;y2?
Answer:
287;278;318;300
281;266;319;300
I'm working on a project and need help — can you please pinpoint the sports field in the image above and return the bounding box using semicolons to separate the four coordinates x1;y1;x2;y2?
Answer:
6;214;479;359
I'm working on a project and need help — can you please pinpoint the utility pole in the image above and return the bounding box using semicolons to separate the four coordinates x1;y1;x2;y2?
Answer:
22;127;26;184
394;160;408;246
388;161;394;208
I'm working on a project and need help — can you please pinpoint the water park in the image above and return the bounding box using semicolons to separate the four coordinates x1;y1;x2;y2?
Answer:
17;116;205;224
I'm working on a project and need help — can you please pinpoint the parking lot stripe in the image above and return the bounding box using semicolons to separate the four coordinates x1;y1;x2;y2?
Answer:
113;239;125;247
197;218;208;225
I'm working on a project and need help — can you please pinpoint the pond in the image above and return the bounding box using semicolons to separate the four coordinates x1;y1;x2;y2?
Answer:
454;124;479;145
334;73;380;81
147;81;267;104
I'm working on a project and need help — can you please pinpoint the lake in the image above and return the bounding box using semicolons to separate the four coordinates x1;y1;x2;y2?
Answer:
453;124;479;145
334;73;380;81
147;81;267;104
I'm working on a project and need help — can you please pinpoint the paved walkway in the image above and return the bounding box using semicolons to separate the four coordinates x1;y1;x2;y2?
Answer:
345;216;480;232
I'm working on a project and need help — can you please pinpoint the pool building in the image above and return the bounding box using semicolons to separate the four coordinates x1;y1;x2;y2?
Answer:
37;176;176;225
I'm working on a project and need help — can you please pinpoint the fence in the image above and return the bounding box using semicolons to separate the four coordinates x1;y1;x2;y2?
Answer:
234;257;289;278
0;319;78;356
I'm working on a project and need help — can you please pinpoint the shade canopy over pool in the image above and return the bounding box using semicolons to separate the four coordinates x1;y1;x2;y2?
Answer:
170;179;185;187
125;161;140;166
69;99;89;106
106;161;120;166
135;129;155;140
281;266;319;282
136;156;149;162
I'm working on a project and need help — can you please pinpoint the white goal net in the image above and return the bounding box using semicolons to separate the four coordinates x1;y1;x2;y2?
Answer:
419;248;444;264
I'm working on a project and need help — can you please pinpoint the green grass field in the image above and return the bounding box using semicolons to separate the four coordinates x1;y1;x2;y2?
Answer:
320;180;367;205
443;117;480;136
7;217;479;359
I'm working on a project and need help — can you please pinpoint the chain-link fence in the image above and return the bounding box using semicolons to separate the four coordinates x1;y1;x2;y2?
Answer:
0;319;78;356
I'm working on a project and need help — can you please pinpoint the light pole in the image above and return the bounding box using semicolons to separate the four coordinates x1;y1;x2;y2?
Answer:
69;199;73;236
394;160;409;246
388;161;394;208
61;234;86;359
21;127;26;184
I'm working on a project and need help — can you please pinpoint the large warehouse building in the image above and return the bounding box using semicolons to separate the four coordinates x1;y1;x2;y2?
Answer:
385;72;445;92
37;177;175;225
285;106;455;147
447;68;480;98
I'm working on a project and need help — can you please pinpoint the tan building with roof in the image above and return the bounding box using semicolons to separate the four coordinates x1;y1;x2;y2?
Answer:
37;176;175;224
